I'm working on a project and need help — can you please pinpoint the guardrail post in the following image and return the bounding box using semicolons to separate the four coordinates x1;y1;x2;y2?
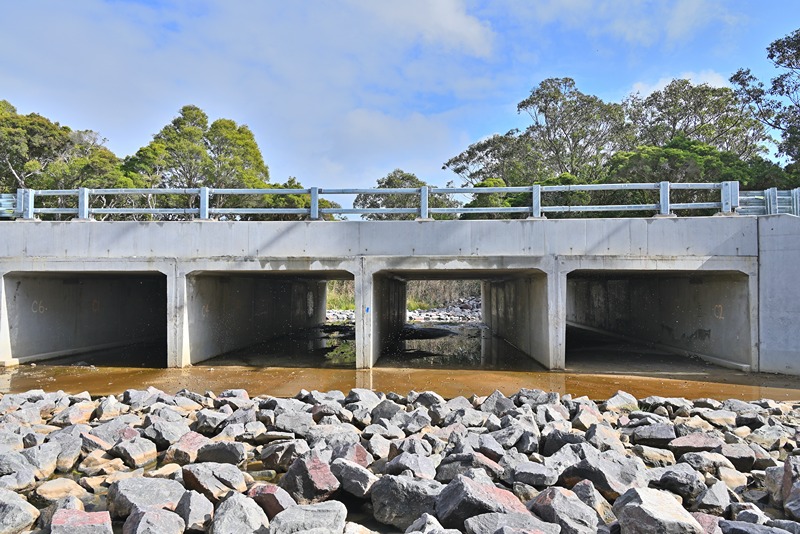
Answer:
22;189;35;219
15;189;24;218
659;181;670;215
310;187;320;220
419;186;429;219
76;187;90;219
792;188;800;216
199;187;210;219
766;187;779;214
720;181;736;214
530;184;542;218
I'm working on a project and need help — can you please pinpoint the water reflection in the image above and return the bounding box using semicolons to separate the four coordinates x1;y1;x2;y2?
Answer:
3;322;800;401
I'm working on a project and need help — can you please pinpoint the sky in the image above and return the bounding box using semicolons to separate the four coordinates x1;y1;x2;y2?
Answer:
1;1;799;190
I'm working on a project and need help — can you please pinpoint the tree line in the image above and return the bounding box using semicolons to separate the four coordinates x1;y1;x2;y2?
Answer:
3;27;799;220
358;27;800;219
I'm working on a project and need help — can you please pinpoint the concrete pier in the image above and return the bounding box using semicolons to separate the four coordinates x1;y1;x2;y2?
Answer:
0;215;796;373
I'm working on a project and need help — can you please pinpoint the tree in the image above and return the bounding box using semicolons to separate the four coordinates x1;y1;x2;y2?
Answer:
625;79;768;160
731;27;800;163
516;78;631;182
124;105;269;190
354;169;459;220
442;131;544;186
444;78;630;188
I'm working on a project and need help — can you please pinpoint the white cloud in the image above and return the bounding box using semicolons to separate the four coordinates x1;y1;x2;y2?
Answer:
630;70;730;96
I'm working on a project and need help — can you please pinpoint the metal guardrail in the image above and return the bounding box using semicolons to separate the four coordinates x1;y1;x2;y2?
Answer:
0;193;15;218
6;181;744;220
2;181;798;220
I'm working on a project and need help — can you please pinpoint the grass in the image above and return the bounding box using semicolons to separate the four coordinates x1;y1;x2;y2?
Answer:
325;279;481;311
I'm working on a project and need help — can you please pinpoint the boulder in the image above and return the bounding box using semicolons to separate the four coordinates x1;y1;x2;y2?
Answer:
371;475;443;530
529;486;601;534
112;437;157;469
247;483;297;519
183;462;248;504
331;458;379;498
462;512;560;534
50;509;113;534
106;477;186;518
209;493;269;534
0;488;40;533
436;475;528;530
196;440;247;465
175;490;214;533
122;507;185;534
278;450;340;504
269;501;348;534
613;487;703;534
163;431;209;465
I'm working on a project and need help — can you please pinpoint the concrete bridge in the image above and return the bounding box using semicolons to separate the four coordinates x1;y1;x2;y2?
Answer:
1;214;799;374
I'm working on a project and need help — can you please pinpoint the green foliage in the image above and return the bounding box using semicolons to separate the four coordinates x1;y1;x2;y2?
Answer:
625;79;768;159
354;169;459;220
443;132;543;187
732;27;800;164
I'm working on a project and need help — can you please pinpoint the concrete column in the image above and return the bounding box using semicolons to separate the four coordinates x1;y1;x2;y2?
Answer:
354;258;376;368
482;272;557;369
552;271;568;369
168;270;191;367
0;273;14;366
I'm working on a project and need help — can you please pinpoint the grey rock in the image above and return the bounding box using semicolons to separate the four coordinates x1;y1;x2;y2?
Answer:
331;458;379;498
112;437;157;469
19;441;61;479
558;451;646;501
106;477;186;519
513;461;558;488
693;480;731;516
632;423;677;448
0;451;37;491
123;507;185;534
210;493;269;534
141;419;191;450
175;490;214;533
270;501;347;534
572;479;615;525
436;452;504;483
247;483;297;519
649;462;707;501
385;452;437;479
480;390;516;417
463;512;560;534
613;487;703;534
371;475;443;530
195;409;228;434
372;399;405;422
278;450;340;504
436;475;528;530
182;462;248;504
196;440;247;464
275;412;317;437
718;520;792;533
261;439;311;471
0;487;40;533
529;486;600;534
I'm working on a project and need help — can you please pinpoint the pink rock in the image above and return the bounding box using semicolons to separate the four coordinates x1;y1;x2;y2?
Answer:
164;431;209;465
248;483;297;519
51;509;113;532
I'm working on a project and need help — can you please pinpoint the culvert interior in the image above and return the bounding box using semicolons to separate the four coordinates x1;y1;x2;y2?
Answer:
2;272;167;366
565;270;755;371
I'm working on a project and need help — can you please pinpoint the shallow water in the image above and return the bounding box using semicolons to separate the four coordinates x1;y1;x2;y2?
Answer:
3;324;799;401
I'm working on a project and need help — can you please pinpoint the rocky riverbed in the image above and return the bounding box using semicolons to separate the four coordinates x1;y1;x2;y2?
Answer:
1;386;800;533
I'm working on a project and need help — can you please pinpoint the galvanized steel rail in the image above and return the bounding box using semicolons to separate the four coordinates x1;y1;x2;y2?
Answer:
2;181;798;220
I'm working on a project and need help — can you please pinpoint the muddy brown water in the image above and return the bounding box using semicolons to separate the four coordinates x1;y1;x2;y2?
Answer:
3;325;799;401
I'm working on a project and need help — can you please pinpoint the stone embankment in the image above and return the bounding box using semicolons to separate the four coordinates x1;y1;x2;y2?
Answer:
1;386;800;533
326;297;482;324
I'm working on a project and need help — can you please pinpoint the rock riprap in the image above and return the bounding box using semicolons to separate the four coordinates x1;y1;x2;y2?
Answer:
0;387;799;533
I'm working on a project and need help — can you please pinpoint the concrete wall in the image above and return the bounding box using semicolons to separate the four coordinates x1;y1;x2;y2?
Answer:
1;273;166;363
566;272;755;370
372;274;407;357
758;216;800;374
1;216;783;372
483;273;552;368
187;274;327;364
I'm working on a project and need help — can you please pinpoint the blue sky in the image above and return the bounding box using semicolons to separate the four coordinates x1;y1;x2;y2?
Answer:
1;1;798;189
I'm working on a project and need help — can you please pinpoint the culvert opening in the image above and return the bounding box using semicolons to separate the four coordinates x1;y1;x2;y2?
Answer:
565;270;754;372
372;269;549;370
3;272;167;367
188;271;355;367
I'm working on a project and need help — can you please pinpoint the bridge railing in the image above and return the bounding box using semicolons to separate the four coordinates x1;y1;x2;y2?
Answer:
3;181;798;220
